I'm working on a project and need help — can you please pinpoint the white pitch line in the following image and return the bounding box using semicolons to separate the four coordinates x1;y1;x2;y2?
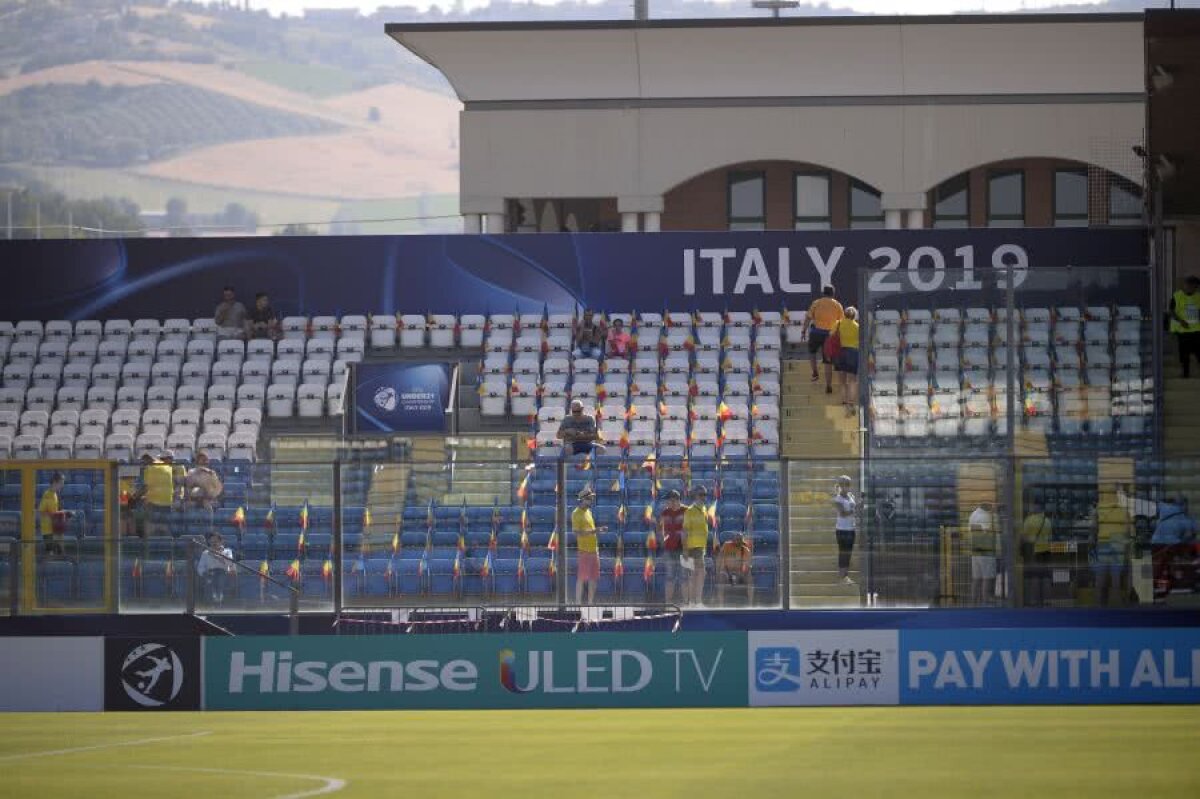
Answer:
133;765;348;799
0;731;212;763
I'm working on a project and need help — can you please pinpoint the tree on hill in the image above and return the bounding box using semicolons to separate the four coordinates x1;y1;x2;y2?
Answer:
1;180;144;239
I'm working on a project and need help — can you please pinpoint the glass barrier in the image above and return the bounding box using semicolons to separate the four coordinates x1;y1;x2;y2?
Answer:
118;460;334;614
4;451;1199;614
861;264;1155;460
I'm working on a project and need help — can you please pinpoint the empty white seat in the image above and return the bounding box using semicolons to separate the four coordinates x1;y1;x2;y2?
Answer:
277;339;305;360
272;359;302;385
230;383;262;412
246;339;275;362
281;317;309;339
297;383;326;417
95;338;127;364
192;319;218;338
42;320;72;340
399;315;427;348
160;319;190;339
302;359;331;383
154;338;185;361
143;385;174;411
206;384;236;411
241;361;271;386
32;361;63;389
429;314;457;348
121;362;151;388
0;390;24;413
326;382;345;416
135;431;166;459
150;360;181;386
180;360;211;386
13;320;42;340
123;337;156;363
459;315;485;348
336;337;364;363
38;339;68;363
73;432;103;460
19;409;49;435
267;384;296;418
78;408;109;434
211;361;241;386
186;338;215;362
105;432;134;461
340;315;368;338
166;431;197;461
197;430;227;460
369;314;398;349
216;339;244;362
233;407;262;430
175;385;206;411
12;433;44;460
67;339;99;363
306;337;335;361
170;407;199;431
226;431;258;462
24;387;55;414
57;386;87;412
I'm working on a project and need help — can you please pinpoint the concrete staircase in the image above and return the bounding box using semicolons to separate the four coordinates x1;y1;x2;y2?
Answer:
780;360;860;458
780;356;863;607
1162;355;1200;507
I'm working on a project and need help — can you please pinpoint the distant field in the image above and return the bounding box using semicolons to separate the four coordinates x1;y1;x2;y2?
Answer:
237;59;369;99
1;707;1197;798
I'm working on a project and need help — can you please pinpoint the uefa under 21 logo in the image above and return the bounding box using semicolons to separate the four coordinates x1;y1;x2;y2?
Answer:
374;386;398;412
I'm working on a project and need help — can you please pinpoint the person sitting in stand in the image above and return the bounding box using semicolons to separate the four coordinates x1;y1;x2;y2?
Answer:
573;309;606;360
556;399;606;456
197;532;235;603
214;285;247;340
607;318;632;357
246;292;281;341
715;531;754;606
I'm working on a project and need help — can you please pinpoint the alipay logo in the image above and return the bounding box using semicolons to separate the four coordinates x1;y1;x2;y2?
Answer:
374;386;398;412
120;642;185;707
754;647;803;692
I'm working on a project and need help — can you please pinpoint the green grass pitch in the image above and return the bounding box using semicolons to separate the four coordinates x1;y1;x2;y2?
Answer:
2;707;1197;798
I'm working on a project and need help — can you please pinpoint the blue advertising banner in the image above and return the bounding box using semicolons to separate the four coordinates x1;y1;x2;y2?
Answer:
0;228;1145;321
353;362;450;433
901;628;1200;705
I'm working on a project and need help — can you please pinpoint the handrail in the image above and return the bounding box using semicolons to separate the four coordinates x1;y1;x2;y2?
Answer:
185;536;299;635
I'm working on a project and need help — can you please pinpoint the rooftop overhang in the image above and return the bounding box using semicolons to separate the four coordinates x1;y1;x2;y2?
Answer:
386;14;1146;104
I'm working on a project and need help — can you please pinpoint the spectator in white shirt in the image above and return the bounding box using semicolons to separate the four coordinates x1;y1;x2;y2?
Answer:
832;475;857;584
197;532;234;603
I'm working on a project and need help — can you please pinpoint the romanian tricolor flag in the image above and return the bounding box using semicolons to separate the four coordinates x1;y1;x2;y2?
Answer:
299;502;310;531
452;552;462;579
286;558;301;581
481;551;493;578
646;530;658;552
718;401;733;422
491;503;502;534
391;528;400;556
576;452;592;471
517;554;526;581
232;506;246;529
418;552;428;578
264;506;276;530
426;500;435;533
322;559;333;582
614;556;625;581
641;453;657;476
516;470;531;501
520;528;530;552
643;502;654;525
617;504;627;526
362;507;372;530
131;558;142;579
707;500;718;529
489;526;498;553
547;528;559;553
618;431;630;450
457;531;466;554
643;555;655;581
258;560;269;578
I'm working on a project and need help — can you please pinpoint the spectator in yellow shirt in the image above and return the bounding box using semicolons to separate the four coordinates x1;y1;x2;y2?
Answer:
832;307;860;412
1020;501;1053;606
38;472;66;555
682;484;711;606
136;454;176;537
571;487;607;605
801;286;844;393
1091;491;1132;606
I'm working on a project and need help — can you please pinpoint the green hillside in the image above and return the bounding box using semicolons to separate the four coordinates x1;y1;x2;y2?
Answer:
0;82;341;167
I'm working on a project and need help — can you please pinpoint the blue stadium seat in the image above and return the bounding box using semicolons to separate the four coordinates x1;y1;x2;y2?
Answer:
361;558;394;597
37;560;74;605
427;558;457;597
0;511;19;537
752;476;780;502
236;561;271;604
273;533;301;559
144;536;177;561
431;531;460;550
400;530;428;550
523;557;555;596
300;560;331;598
342;532;363;558
751;555;778;592
76;560;105;602
137;560;172;600
239;533;270;562
752;504;779;531
493;558;520;596
304;533;332;560
402;505;431;530
395;559;423;597
460;557;491;597
752;529;780;554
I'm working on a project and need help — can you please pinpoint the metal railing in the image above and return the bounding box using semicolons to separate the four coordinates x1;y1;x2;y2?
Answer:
183;537;299;636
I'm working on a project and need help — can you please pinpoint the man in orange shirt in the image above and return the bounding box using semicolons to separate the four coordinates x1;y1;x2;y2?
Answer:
801;286;845;394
